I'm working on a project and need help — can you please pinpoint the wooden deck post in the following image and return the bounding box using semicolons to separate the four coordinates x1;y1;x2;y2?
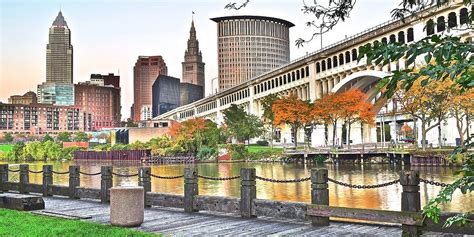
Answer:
184;167;198;213
69;166;80;199
0;164;8;193
19;164;29;194
138;167;151;207
311;168;329;226
240;168;256;218
100;166;113;203
400;170;421;236
42;165;53;196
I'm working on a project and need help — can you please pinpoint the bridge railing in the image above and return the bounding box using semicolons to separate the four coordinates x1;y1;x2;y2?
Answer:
0;164;472;236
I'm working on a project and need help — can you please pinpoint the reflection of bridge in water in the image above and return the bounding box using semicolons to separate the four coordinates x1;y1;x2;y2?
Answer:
154;2;472;148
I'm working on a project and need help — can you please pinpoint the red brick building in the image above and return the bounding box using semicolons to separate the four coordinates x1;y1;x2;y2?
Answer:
74;77;121;131
0;103;91;134
133;56;167;122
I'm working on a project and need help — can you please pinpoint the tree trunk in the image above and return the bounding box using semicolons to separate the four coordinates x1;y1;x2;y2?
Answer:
332;121;337;148
347;122;352;150
438;124;442;148
324;124;328;146
270;126;274;148
421;122;427;151
293;126;298;148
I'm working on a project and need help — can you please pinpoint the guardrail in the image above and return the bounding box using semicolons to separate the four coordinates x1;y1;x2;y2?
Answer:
0;164;472;236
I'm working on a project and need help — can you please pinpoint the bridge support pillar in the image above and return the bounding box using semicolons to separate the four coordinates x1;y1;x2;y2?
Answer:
0;164;8;193
69;166;80;199
42;165;53;197
240;168;256;218
311;168;329;226
184;167;198;213
19;164;29;194
100;166;112;203
138;167;151;207
400;170;421;236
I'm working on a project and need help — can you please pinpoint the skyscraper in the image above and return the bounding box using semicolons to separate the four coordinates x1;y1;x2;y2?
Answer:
211;16;294;91
182;20;205;96
133;56;167;122
46;11;73;84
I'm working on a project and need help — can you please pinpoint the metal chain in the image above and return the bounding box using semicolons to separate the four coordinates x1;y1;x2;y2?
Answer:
51;170;69;175
150;173;184;179
8;169;20;173
28;170;43;174
255;176;311;183
420;178;449;187
328;178;400;189
111;172;138;177
197;174;241;181
79;171;102;176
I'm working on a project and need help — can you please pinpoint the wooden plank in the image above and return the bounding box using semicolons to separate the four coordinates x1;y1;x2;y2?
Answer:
307;204;423;226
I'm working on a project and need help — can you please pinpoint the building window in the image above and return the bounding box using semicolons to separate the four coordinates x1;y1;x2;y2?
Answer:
322;61;326;71
351;49;357;61
398;31;405;44
345;51;351;63
460;8;468;25
316;62;321;73
327;58;332;69
448;12;457;28
407;28;414;42
437;16;445;32
389;34;396;43
339;53;344;65
333;56;338;67
426;19;435;36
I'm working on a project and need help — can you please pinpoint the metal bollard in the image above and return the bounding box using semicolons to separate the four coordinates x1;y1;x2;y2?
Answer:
240;168;256;218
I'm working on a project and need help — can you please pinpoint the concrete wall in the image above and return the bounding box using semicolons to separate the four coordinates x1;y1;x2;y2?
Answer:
128;127;171;143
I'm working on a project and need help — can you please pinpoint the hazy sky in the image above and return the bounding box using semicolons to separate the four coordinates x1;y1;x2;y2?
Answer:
0;0;399;119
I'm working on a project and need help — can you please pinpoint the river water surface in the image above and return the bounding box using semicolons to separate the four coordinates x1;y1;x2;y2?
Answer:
1;161;471;212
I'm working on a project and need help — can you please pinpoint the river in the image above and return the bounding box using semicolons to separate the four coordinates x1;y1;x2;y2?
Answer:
1;161;471;212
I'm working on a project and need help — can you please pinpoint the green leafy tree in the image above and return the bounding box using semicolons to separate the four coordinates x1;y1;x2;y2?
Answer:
4;133;13;143
42;134;54;143
7;142;25;161
73;132;89;142
223;104;264;144
57;132;71;143
261;94;279;147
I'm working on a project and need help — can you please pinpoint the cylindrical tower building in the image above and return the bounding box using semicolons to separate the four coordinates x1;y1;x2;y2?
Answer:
211;16;294;91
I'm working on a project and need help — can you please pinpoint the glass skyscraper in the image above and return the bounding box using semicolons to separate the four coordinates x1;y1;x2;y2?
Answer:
46;11;73;83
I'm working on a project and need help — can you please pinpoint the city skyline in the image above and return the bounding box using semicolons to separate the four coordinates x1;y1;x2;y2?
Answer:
0;0;399;119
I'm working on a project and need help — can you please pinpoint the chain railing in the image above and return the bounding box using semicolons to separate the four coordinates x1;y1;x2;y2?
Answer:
111;172;139;178
150;173;184;179
197;174;241;181
420;178;449;187
7;169;20;173
28;170;43;174
51;170;69;175
79;171;102;176
328;178;400;189
255;176;311;183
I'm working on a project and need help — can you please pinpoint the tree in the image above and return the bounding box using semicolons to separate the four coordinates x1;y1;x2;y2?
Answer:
449;88;474;147
4;133;13;143
125;118;138;127
73;132;88;142
42;134;54;143
337;89;375;149
394;77;453;150
313;93;345;148
261;94;279;147
223;104;264;144
57;132;71;143
272;95;313;148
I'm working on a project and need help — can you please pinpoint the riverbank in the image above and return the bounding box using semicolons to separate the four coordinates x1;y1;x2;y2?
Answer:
0;208;156;236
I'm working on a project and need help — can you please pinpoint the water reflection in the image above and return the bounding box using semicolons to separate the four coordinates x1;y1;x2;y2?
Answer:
2;161;470;212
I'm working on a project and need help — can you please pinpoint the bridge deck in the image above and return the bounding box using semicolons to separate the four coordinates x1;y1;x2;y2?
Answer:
38;196;448;236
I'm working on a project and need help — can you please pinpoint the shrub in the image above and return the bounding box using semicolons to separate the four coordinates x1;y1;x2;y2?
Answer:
196;146;217;161
256;140;269;146
248;149;282;160
314;155;327;164
226;144;249;160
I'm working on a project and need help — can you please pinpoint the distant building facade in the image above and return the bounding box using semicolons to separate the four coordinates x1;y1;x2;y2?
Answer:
180;83;204;106
37;82;75;106
182;20;205;96
46;11;73;84
133;56;167;122
8;92;37;105
90;73;120;88
211;16;294;91
152;75;180;117
0;103;91;134
74;75;121;131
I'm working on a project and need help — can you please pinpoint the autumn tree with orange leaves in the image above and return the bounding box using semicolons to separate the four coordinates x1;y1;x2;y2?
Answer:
272;94;313;148
313;93;345;148
449;87;474;147
169;118;221;152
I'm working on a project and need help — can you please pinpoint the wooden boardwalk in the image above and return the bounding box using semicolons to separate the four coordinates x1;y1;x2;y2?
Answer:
38;196;450;236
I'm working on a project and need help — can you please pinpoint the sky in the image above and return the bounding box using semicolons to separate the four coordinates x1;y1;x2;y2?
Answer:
0;0;400;119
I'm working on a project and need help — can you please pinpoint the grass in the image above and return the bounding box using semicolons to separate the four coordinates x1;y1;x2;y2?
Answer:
246;144;283;153
0;208;157;237
0;144;13;153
